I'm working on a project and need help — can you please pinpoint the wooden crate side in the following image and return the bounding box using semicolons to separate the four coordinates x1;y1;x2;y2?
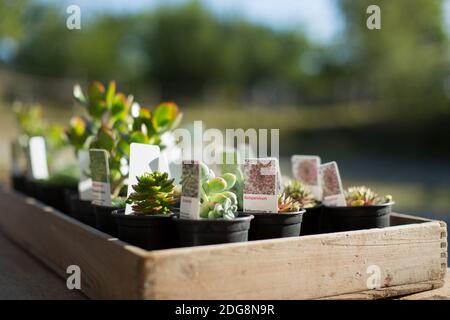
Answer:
142;221;447;299
320;279;445;300
0;188;149;299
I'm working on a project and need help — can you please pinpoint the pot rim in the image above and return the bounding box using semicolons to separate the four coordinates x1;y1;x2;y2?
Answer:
244;209;306;216
112;208;175;218
325;201;395;210
174;214;254;223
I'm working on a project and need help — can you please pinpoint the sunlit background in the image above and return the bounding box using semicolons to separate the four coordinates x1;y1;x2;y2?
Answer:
1;0;449;221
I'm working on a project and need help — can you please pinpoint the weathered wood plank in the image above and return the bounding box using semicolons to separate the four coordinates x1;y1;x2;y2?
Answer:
0;187;148;299
143;222;447;299
0;186;446;300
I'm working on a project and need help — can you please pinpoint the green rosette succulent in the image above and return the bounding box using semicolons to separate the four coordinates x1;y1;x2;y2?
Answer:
345;186;393;206
283;180;318;209
278;193;302;213
126;171;175;215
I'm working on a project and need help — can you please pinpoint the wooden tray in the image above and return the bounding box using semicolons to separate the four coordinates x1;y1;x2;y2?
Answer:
0;186;446;300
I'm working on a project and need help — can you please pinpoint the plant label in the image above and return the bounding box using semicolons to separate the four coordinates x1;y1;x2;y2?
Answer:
180;160;201;219
89;149;111;206
125;143;161;215
78;150;93;201
243;158;278;213
319;161;346;206
292;155;322;200
28;136;49;180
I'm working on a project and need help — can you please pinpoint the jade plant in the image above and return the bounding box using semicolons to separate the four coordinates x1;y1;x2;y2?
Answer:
67;80;182;198
283;180;318;209
126;171;176;215
345;186;393;206
197;162;238;220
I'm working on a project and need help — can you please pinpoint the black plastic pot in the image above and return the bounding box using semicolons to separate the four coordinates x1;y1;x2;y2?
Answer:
249;210;305;241
34;182;77;213
93;204;120;236
68;193;96;227
113;209;178;250
321;202;394;233
300;205;323;236
11;174;27;194
24;178;37;198
174;214;254;247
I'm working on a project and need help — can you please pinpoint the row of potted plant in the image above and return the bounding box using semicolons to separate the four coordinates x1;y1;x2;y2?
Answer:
9;80;395;251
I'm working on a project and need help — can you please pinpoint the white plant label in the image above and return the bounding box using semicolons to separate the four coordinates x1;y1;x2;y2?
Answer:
180;160;201;219
291;155;322;200
319;161;346;206
89;149;111;206
78;150;93;201
243;158;278;213
28;136;49;180
125;143;161;215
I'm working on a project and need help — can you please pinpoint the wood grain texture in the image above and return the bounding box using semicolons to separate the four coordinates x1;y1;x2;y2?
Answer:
143;218;447;299
0;186;446;300
0;233;85;299
0;187;148;299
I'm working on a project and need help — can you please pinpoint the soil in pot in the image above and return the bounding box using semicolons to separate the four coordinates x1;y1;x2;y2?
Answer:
11;174;27;194
113;209;178;250
300;205;323;236
174;214;254;247
67;193;96;227
249;210;305;241
321;202;393;233
93;204;120;237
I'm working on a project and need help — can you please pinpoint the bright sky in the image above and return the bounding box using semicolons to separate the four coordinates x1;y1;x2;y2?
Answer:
59;0;343;43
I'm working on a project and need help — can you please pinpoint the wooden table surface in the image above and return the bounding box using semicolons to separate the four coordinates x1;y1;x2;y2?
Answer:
0;230;448;300
0;232;85;299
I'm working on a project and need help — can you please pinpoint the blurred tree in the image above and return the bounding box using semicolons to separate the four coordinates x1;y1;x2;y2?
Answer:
338;0;450;115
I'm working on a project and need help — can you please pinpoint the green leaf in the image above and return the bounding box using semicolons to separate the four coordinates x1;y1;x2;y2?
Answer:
207;177;227;193
151;102;180;133
91;126;114;152
105;81;116;108
130;131;148;144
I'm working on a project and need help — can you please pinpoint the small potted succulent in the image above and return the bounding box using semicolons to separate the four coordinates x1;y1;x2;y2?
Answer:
12;104;78;211
248;192;305;241
283;180;322;235
322;186;394;232
174;163;253;247
113;171;178;250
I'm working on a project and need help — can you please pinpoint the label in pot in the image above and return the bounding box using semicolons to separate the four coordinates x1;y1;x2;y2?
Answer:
319;161;346;206
243;158;278;213
291;155;322;200
89;149;112;206
180;160;201;219
125;143;161;215
78;150;93;201
28;136;49;180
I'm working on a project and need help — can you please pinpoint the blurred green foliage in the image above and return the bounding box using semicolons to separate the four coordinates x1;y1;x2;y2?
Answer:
1;0;449;118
